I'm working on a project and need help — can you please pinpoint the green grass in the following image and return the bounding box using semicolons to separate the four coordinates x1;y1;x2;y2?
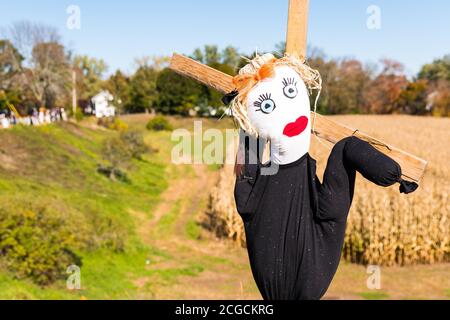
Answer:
0;121;170;299
155;200;182;235
149;263;205;285
0;116;252;300
358;291;390;300
186;218;202;240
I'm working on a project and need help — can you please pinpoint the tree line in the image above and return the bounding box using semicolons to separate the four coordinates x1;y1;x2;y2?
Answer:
0;22;449;117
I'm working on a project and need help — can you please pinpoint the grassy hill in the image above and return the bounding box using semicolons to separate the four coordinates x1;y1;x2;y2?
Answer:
0;121;169;299
0;115;448;300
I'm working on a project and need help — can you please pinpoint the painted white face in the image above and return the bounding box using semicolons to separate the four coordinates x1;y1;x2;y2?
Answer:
246;65;311;164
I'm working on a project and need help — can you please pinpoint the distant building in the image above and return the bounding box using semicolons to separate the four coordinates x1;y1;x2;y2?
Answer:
91;91;116;118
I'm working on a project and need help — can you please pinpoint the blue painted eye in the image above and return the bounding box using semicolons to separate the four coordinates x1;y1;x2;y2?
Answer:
282;78;298;99
260;99;276;114
283;84;298;99
254;93;276;114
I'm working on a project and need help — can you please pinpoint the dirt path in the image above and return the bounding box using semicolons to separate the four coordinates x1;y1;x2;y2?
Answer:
133;163;261;299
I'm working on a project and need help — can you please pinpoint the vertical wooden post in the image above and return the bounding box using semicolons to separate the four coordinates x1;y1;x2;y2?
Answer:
285;0;309;58
72;69;77;116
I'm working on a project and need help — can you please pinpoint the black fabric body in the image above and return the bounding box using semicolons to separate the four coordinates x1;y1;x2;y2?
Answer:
235;136;408;300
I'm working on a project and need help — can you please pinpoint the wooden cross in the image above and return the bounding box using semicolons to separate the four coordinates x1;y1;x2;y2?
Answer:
169;0;427;183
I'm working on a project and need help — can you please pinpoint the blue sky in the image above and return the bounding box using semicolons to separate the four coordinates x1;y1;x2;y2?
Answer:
1;0;449;77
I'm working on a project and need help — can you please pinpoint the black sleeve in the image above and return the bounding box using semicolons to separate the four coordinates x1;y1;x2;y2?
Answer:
344;137;418;193
234;133;265;221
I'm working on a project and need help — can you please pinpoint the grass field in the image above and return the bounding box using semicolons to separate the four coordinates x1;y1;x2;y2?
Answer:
0;114;448;299
0;120;170;299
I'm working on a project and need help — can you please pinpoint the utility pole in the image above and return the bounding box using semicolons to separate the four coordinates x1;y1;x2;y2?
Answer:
72;69;77;116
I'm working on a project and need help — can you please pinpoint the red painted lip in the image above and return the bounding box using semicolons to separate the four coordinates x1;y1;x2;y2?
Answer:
283;116;309;137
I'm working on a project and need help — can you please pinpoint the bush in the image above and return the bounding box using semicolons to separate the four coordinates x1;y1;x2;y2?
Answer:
108;118;128;131
74;109;84;122
89;214;127;253
99;130;156;181
98;117;128;131
120;130;148;160
0;201;84;285
100;137;131;181
146;115;173;131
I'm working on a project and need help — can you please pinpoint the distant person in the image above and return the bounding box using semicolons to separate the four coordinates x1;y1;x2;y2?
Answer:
50;109;57;122
31;108;39;126
23;116;31;126
45;110;51;123
10;113;17;125
61;108;68;121
0;114;10;129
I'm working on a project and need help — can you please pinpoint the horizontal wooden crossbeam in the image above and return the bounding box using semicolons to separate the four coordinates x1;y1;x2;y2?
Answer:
169;54;427;183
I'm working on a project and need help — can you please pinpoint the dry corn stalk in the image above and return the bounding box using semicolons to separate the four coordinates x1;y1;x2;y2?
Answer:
204;116;450;266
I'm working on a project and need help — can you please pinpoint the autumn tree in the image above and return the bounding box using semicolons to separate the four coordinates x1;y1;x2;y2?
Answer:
325;59;372;114
2;22;71;109
418;55;450;117
307;53;338;114
364;59;408;114
395;80;428;115
32;42;70;108
427;80;450;117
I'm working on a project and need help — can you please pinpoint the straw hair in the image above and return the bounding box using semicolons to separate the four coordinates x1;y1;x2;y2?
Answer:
229;53;322;136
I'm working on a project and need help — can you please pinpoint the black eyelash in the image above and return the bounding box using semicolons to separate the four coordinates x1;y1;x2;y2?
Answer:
282;77;297;87
253;93;272;110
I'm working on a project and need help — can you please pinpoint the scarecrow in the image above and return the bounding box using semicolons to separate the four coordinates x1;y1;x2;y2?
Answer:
226;52;418;300
168;0;427;300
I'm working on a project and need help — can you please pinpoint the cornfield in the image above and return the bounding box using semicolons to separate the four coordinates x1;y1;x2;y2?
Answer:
204;115;450;266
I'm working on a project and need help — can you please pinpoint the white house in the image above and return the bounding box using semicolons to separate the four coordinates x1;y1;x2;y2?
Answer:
91;90;116;118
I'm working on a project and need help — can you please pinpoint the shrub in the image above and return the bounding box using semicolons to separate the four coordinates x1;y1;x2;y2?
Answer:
0;201;84;285
120;130;148;160
74;109;84;122
89;214;127;253
99;137;131;181
98;117;129;131
99;130;155;180
146;115;173;131
108;118;128;131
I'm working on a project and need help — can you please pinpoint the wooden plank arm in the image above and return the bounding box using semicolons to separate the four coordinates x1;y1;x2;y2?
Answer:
169;53;234;94
169;54;427;183
311;113;427;182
